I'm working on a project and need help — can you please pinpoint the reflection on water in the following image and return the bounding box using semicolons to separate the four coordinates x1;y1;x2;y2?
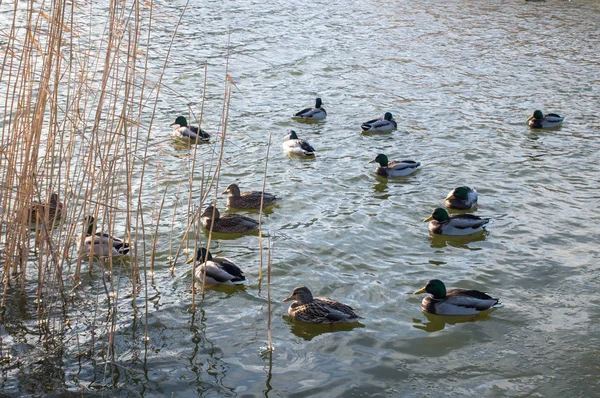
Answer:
283;316;365;342
428;230;489;249
412;310;500;333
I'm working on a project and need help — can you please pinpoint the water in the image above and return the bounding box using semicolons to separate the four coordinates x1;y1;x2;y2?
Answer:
2;0;600;396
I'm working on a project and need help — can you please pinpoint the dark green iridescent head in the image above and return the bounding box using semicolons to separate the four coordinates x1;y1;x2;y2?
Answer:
415;279;447;299
425;208;450;222
384;112;393;121
532;110;544;120
288;130;299;140
371;153;389;167
452;186;470;200
196;247;213;262
171;116;188;127
85;215;96;236
315;98;323;108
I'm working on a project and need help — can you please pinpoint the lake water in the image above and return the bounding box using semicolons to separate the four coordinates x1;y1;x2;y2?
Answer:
2;0;600;396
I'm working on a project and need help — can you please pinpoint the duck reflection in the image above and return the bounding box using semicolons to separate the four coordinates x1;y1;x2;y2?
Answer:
283;316;365;341
428;230;488;249
412;311;496;332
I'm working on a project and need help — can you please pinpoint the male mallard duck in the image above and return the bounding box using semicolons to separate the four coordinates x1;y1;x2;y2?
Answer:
527;110;564;129
424;208;489;236
291;98;327;121
78;215;130;257
361;112;397;132
200;205;259;233
27;193;64;228
282;130;315;157
283;286;362;324
222;183;278;209
186;247;246;285
444;186;478;210
370;154;421;177
170;116;210;142
414;279;503;315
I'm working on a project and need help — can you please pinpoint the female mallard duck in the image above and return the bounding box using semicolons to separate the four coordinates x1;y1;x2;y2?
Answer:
527;110;564;129
222;183;278;209
414;279;503;316
370;154;421;177
444;186;478;210
282;130;315;157
361;112;397;132
291;98;327;121
78;215;130;257
200;205;259;233
28;193;64;228
186;247;246;285
170;116;210;142
283;286;362;324
424;208;489;236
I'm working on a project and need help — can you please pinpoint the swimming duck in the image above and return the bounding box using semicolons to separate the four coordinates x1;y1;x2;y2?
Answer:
291;98;327;121
370;154;421;177
361;112;397;132
424;208;489;236
28;192;64;228
527;110;564;129
170;116;210;142
444;186;478;210
222;183;278;210
186;247;246;285
414;279;503;316
282;130;315;157
200;205;259;233
283;286;362;324
78;215;130;257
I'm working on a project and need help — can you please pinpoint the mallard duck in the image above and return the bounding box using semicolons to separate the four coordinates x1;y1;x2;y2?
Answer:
291;98;327;121
200;205;259;233
186;247;246;285
361;112;397;132
444;186;478;210
424;208;489;235
283;286;362;324
370;154;421;177
282;130;315;157
222;183;278;209
527;110;564;129
170;116;210;142
414;279;503;316
27;193;64;228
78;215;130;257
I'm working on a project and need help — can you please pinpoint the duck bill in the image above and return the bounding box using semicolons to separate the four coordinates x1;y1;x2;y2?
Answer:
282;295;293;302
413;287;427;294
526;114;534;122
423;215;434;222
444;194;455;200
185;257;194;264
169;121;177;126
369;158;377;163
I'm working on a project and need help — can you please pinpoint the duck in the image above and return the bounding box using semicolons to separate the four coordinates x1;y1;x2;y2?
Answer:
186;247;246;285
370;154;421;177
78;215;130;257
527;110;564;129
222;183;278;210
170;116;210;142
424;208;489;236
200;205;259;234
444;186;478;210
27;192;64;228
291;98;327;121
283;286;362;324
282;130;315;157
414;279;503;316
361;112;397;132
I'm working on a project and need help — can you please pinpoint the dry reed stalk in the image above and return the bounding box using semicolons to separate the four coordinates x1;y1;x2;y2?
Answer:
258;133;273;282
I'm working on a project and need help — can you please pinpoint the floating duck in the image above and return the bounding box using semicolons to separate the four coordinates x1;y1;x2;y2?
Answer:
444;186;478;210
361;112;397;132
78;215;130;257
527;110;564;129
222;183;278;210
424;208;489;235
186;247;246;285
370;154;421;177
414;279;503;315
282;130;315;157
200;205;259;233
291;98;327;121
27;192;64;229
170;116;210;142
283;286;362;324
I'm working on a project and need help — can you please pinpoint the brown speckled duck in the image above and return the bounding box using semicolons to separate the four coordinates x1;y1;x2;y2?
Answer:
28;193;64;228
222;183;278;209
283;286;362;324
200;205;259;233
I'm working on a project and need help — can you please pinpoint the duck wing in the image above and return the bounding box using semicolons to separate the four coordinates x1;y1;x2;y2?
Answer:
189;126;211;140
446;288;501;311
448;214;490;229
388;160;420;170
298;140;315;155
294;107;313;117
196;258;246;284
93;232;130;254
